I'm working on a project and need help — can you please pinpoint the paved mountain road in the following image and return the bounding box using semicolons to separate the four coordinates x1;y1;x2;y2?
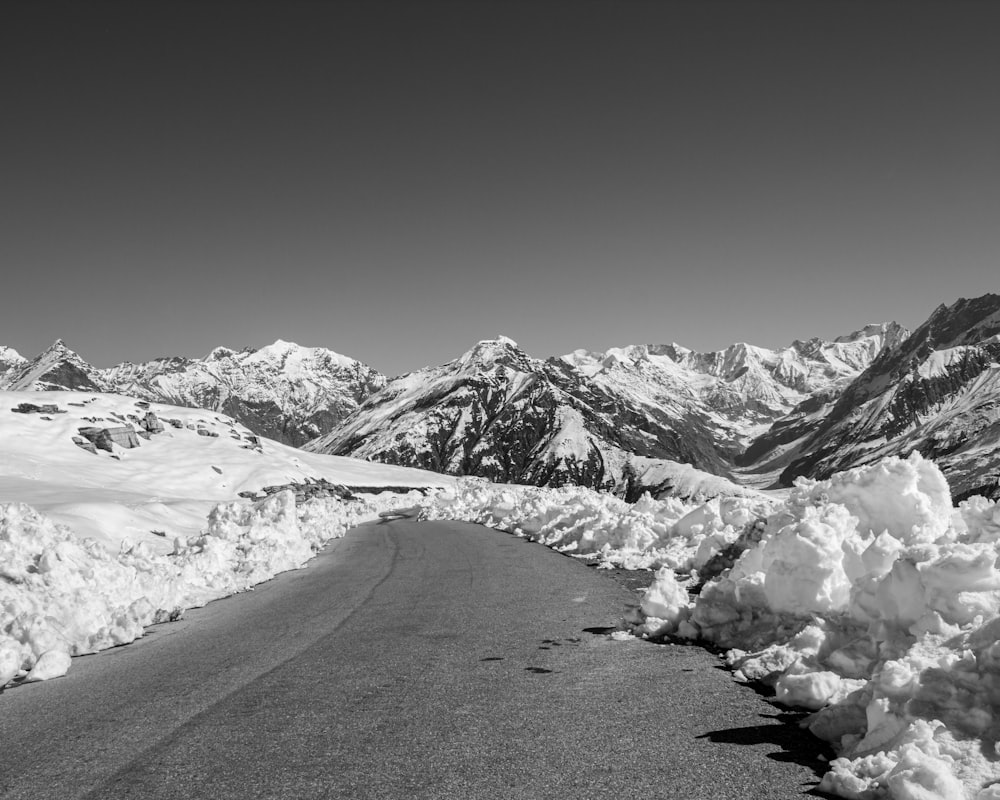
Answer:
0;520;829;799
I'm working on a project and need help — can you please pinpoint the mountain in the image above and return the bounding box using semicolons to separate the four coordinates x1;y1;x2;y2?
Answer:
306;336;633;489
745;295;1000;500
0;340;385;447
0;340;104;392
304;328;901;496
561;322;907;458
100;340;386;447
0;346;26;379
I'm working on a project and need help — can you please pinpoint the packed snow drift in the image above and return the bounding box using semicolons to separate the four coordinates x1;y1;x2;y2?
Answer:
422;455;1000;800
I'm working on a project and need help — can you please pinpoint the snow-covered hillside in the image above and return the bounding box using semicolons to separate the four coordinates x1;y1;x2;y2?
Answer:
0;389;449;551
0;340;386;447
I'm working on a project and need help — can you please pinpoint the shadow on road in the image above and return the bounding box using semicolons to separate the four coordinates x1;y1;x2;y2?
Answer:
698;705;841;798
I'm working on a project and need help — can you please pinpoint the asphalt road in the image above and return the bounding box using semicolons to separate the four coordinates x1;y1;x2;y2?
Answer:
0;519;830;799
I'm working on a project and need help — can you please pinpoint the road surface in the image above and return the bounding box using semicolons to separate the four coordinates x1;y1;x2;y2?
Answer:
0;519;830;799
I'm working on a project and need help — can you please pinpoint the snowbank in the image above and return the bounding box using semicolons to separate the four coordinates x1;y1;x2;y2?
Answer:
421;455;1000;799
422;478;772;571
0;490;422;685
635;453;1000;799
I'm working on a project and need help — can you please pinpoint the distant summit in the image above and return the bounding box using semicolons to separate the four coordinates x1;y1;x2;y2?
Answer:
0;340;385;447
100;340;387;447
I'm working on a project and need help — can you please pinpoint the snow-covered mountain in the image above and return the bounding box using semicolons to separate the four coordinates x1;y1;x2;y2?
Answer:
100;340;386;447
0;346;26;379
561;322;907;456
0;340;385;447
0;339;104;392
306;336;636;489
303;328;901;496
744;294;1000;500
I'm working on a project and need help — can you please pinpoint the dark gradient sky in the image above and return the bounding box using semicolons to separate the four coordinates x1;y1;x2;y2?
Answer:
3;1;999;375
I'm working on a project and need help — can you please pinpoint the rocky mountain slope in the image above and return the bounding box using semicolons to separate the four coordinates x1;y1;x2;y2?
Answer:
304;327;902;496
744;294;1000;500
0;340;104;392
7;294;1000;500
0;340;385;447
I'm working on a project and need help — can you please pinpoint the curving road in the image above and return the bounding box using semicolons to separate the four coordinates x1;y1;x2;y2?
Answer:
0;519;829;799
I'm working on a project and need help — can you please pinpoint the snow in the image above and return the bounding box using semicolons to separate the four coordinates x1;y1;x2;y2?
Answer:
416;453;1000;799
423;478;772;572
0;389;452;684
7;381;1000;797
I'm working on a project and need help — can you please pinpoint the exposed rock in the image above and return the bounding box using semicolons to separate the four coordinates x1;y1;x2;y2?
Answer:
71;436;98;455
76;425;141;452
139;411;164;433
11;403;65;415
238;478;358;503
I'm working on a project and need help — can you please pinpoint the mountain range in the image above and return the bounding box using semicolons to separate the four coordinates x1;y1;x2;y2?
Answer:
3;294;999;501
0;340;383;447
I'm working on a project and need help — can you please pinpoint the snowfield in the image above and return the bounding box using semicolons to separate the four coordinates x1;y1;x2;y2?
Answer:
5;388;1000;798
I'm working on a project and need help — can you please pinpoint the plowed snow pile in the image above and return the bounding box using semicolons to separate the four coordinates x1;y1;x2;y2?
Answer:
424;456;1000;799
423;479;771;571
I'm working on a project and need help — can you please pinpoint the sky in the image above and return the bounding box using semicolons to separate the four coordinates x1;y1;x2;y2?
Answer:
2;0;999;375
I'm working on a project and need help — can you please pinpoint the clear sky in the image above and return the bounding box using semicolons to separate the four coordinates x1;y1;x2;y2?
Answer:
3;0;998;375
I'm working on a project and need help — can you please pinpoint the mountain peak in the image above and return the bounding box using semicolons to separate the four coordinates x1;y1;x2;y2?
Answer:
833;321;907;345
205;346;238;361
454;336;529;372
0;339;101;392
0;345;26;363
